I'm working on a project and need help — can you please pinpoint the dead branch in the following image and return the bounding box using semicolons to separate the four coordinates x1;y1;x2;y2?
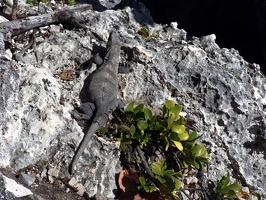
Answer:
0;4;92;37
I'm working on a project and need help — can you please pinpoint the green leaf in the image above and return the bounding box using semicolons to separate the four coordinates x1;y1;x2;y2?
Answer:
169;132;180;142
143;108;153;121
148;185;157;192
183;161;189;174
164;170;177;176
172;125;186;134
192;159;200;169
97;127;108;134
139;133;150;148
216;188;230;195
139;176;146;186
138;177;157;193
126;101;135;112
134;103;144;114
158;184;171;196
169;104;182;120
164;100;175;110
172;176;182;189
192;144;209;158
164;136;170;151
174;116;186;125
157;176;166;184
226;183;242;193
159;119;168;130
140;130;145;137
130;124;136;135
143;186;149;191
188;130;198;141
183;141;195;150
167;113;175;127
164;175;176;190
120;138;132;144
220;174;231;189
149;115;157;126
161;163;167;172
152;159;166;175
137;120;148;131
178;131;189;141
172;140;183;151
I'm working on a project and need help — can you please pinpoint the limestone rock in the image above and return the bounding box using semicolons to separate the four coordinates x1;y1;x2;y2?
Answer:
0;1;265;199
0;172;40;200
98;0;122;9
19;173;35;187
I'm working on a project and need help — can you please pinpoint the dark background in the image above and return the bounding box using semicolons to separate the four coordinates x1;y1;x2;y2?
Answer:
138;0;266;75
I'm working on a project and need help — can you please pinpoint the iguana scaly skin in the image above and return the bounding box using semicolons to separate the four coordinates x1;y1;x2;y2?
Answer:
70;31;122;174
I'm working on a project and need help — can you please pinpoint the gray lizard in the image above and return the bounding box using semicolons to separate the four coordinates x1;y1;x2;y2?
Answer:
70;31;123;174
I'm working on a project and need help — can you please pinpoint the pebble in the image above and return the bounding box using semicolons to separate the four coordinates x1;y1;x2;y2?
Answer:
19;173;35;186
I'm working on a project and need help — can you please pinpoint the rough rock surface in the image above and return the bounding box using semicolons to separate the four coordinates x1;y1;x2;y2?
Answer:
139;0;266;75
0;172;38;200
0;1;265;199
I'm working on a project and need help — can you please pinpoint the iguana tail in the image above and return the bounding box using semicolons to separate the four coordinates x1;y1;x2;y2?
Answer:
70;123;99;174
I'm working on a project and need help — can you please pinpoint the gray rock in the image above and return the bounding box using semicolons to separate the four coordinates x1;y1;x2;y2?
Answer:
19;173;35;187
0;172;40;200
77;0;121;10
139;0;266;75
0;1;265;199
98;0;122;9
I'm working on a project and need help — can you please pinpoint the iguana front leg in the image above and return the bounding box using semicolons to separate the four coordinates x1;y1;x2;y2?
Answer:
71;102;95;120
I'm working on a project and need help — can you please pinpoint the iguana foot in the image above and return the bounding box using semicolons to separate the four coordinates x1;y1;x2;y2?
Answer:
81;102;95;117
71;102;95;120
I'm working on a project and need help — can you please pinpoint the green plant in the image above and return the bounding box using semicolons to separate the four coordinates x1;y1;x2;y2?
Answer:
214;174;242;200
26;0;34;4
99;100;260;199
64;0;76;5
113;101;154;150
213;174;262;200
138;159;183;200
26;0;47;4
138;177;157;193
137;27;157;39
151;159;182;193
99;100;210;198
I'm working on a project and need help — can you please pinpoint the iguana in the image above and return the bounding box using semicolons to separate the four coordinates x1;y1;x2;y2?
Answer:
70;31;123;174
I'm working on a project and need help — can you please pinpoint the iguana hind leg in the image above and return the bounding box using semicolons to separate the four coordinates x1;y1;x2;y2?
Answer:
81;102;95;119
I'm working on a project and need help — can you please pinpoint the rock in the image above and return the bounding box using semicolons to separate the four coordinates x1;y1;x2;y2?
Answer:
98;0;122;9
40;169;47;179
138;0;266;75
0;1;265;199
47;166;60;178
0;172;40;200
76;183;85;196
67;177;85;196
68;177;77;186
0;16;9;23
19;173;35;186
77;0;121;10
184;176;198;185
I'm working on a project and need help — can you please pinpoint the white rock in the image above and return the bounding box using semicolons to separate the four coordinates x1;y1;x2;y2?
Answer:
0;173;33;197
